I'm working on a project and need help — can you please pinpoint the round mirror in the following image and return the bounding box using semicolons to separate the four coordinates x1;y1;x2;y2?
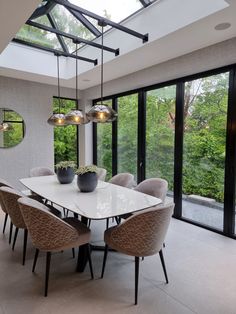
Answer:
0;108;25;148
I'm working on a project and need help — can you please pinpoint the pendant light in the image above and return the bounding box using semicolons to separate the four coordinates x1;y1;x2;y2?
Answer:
47;54;66;126
65;43;85;125
87;20;117;123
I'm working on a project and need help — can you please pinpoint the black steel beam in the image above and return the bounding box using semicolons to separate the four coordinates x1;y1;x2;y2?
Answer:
12;38;97;65
30;1;56;20
67;8;101;37
53;0;149;43
26;20;119;55
139;0;150;7
47;13;68;53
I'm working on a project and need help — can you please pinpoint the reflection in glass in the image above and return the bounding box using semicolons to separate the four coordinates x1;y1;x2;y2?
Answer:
0;108;25;148
146;85;176;191
182;72;229;230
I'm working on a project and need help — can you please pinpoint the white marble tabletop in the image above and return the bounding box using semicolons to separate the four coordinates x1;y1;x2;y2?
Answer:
20;175;161;220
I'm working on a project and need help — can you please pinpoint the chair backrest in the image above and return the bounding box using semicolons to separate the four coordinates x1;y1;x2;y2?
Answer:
0;186;26;228
109;173;134;188
97;167;107;181
134;178;168;202
0;178;14;213
108;203;174;257
18;197;79;251
30;167;54;177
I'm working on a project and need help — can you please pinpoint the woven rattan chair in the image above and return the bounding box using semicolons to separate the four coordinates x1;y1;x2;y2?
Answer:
18;197;93;297
0;178;14;236
97;167;107;181
101;203;174;305
0;186;28;265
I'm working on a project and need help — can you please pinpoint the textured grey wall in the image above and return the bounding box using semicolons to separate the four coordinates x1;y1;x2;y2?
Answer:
0;77;74;189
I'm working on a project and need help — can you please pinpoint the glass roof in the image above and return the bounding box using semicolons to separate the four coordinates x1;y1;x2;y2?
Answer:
14;0;154;58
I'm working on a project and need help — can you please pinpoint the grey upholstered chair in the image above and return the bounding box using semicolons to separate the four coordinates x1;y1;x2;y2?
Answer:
101;203;174;305
0;186;28;265
134;178;168;202
109;173;134;188
29;167;54;177
97;167;107;181
18;197;93;297
0;178;14;236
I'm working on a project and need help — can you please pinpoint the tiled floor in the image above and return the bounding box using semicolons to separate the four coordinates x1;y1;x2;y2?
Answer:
0;210;236;314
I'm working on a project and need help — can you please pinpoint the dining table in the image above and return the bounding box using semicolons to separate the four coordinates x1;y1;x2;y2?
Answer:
20;175;162;271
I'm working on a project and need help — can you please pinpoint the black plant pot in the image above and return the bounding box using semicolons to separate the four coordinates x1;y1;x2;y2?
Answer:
56;167;75;184
77;172;98;192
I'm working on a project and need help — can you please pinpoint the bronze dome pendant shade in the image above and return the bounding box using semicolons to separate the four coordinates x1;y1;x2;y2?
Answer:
87;20;117;123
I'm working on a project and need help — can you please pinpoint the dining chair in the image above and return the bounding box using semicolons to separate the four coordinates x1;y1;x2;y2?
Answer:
29;167;54;177
135;178;168;202
18;197;94;297
97;167;107;181
101;203;174;305
109;173;134;188
0;178;14;236
0;186;28;265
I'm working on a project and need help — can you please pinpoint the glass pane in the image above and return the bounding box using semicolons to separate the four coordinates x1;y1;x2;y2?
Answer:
53;98;78;165
96;100;112;180
70;0;143;23
16;25;62;50
117;94;138;180
146;85;176;193
33;15;51;27
182;72;229;230
51;5;95;40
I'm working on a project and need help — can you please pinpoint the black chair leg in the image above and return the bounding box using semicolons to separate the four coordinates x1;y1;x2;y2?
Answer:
32;248;39;272
9;221;13;244
159;249;168;284
45;252;51;297
22;229;28;265
3;213;8;233
106;218;109;229
12;227;19;251
87;244;94;279
72;248;75;258
135;256;140;305
101;244;108;278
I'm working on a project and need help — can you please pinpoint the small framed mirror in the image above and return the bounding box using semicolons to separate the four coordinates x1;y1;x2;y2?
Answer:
0;108;25;148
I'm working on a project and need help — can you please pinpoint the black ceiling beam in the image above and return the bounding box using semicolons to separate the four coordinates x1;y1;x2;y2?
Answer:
139;0;151;7
30;1;56;20
53;0;149;43
12;38;98;65
67;8;101;37
47;13;69;53
26;20;119;55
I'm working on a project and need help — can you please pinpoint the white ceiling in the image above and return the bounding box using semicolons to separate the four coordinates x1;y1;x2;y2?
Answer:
0;0;235;90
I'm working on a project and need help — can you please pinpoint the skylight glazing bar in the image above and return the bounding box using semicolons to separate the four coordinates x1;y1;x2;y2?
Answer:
139;0;151;7
53;0;149;43
30;1;56;20
26;20;119;55
47;13;68;53
12;38;98;65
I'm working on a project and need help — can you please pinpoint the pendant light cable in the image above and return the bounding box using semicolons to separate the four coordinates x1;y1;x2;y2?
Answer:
101;24;104;106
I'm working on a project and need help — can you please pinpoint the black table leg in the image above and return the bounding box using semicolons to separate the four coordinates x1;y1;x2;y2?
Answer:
77;216;88;272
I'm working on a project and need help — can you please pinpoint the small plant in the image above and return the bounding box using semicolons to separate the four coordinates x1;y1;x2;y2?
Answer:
76;165;98;175
55;161;76;170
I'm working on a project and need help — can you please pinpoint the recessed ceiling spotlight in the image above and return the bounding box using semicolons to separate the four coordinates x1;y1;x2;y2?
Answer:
214;22;231;31
82;79;91;82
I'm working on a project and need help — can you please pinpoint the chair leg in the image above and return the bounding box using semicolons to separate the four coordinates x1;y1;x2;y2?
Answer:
106;218;109;229
32;248;39;272
9;221;13;244
72;248;75;258
159;249;168;284
87;244;94;279
3;213;8;234
101;244;108;278
22;229;28;265
12;227;19;251
45;252;51;297
135;256;140;305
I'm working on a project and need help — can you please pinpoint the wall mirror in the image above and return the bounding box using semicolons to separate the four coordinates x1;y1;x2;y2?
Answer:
0;108;25;148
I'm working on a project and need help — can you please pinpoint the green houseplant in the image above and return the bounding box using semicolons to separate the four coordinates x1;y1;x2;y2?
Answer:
76;165;98;192
55;161;76;184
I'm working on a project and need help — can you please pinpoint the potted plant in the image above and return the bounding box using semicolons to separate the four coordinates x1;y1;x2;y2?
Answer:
76;165;98;192
55;161;76;184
